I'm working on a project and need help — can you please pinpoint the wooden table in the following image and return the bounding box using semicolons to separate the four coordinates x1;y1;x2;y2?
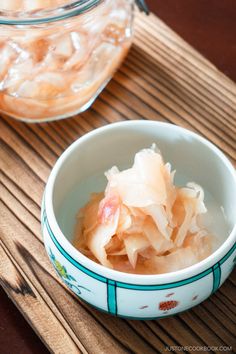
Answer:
1;2;236;354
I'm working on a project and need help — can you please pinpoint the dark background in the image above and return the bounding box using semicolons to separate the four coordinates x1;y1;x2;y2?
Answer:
148;0;236;81
1;1;236;353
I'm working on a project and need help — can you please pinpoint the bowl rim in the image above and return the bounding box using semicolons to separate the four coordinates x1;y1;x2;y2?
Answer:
43;120;236;285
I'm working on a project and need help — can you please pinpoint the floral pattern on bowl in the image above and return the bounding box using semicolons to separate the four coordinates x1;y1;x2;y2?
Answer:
49;248;91;295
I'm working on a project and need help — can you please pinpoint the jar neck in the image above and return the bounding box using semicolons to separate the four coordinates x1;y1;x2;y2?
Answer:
0;0;104;25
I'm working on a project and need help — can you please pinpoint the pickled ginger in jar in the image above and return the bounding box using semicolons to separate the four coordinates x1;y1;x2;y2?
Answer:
0;0;134;122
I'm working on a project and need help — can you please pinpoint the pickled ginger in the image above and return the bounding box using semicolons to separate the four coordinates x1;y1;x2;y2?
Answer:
74;145;213;274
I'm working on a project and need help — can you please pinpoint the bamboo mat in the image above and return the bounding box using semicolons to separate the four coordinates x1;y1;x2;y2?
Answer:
1;11;236;354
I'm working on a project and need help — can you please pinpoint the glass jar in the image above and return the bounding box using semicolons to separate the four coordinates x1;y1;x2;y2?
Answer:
0;0;134;122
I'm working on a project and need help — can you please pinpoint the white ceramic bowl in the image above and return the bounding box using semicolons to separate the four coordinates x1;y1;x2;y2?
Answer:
42;121;236;319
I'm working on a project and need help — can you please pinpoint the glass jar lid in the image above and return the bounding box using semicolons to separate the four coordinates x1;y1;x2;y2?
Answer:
0;0;148;25
0;0;104;25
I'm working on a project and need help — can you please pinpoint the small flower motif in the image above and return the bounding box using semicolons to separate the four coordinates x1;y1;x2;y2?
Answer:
159;300;179;311
49;248;90;295
54;260;68;278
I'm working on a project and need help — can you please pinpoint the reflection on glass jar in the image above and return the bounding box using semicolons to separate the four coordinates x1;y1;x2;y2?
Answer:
0;0;134;122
